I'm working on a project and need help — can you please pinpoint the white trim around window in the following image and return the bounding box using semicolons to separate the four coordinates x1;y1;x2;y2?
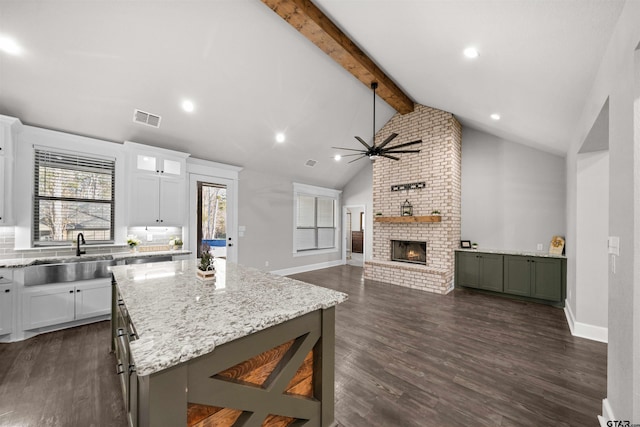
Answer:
292;182;342;257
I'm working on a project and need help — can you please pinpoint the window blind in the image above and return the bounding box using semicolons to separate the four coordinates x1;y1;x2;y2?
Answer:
33;149;115;245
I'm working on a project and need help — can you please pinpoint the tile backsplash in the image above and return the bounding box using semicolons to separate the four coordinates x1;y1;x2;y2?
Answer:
0;226;183;260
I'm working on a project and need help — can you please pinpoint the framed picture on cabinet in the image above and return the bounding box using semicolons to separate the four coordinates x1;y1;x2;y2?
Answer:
460;240;471;249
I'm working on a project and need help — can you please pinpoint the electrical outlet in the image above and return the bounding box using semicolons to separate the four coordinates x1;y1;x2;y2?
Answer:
537;243;543;251
147;233;153;241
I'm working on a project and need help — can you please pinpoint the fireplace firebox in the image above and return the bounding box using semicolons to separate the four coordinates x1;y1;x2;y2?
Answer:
391;240;427;265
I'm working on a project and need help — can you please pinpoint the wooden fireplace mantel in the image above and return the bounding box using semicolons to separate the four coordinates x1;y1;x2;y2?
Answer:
374;215;442;223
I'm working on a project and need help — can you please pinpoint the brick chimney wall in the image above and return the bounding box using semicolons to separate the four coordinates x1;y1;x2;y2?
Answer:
364;104;461;294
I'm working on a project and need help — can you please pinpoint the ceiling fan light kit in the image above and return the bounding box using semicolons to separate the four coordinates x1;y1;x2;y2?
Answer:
333;82;422;164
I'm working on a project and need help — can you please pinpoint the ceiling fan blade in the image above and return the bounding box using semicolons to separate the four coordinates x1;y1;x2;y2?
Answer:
340;153;367;157
384;149;421;154
377;133;398;150
386;139;423;150
355;136;372;150
348;155;367;164
380;153;400;161
331;146;366;152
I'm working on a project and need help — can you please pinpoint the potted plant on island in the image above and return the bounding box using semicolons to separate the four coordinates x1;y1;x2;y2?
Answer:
127;235;141;253
197;244;215;281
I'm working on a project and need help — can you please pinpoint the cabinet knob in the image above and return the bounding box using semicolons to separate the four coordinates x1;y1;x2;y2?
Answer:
76;289;81;292
156;170;159;173
160;170;164;174
4;289;9;293
155;219;159;222
160;219;163;223
69;290;74;293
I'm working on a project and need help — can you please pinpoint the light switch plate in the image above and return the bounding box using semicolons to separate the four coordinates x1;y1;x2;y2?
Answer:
608;236;620;256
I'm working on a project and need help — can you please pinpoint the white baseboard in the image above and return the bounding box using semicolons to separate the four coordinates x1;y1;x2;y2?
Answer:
564;300;608;343
597;398;614;426
270;259;345;276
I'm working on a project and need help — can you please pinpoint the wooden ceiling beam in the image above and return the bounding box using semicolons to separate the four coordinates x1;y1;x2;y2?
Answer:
260;0;415;114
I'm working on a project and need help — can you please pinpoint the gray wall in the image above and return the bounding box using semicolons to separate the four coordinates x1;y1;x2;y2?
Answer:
342;163;373;261
237;168;342;272
461;127;566;252
565;3;640;420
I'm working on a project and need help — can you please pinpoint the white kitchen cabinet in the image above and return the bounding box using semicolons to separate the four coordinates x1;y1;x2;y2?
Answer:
0;115;21;225
129;174;185;226
22;279;111;330
0;270;13;336
0;156;5;225
75;279;111;320
125;141;189;226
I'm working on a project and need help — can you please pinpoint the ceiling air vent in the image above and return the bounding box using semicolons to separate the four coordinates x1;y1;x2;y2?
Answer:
133;109;162;128
305;159;317;167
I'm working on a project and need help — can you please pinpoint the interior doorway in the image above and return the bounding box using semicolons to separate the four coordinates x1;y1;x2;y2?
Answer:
343;205;365;267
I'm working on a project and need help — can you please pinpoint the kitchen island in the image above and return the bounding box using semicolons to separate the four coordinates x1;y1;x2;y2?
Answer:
110;259;347;427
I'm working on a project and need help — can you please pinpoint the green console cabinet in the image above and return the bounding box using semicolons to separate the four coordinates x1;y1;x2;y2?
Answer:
456;250;566;307
455;252;503;292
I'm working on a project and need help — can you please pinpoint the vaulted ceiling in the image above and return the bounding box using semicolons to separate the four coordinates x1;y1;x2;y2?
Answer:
0;0;625;188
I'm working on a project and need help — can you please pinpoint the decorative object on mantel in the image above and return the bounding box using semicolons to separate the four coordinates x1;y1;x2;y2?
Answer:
472;242;479;250
460;240;471;249
127;235;141;253
431;210;441;216
549;235;565;255
401;199;413;216
197;244;215;281
391;182;426;191
375;212;383;216
332;82;422;163
375;215;441;223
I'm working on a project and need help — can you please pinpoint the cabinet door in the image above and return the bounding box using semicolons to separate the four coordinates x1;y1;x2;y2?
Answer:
531;258;562;301
75;279;111;320
23;284;75;329
456;252;480;288
159;177;185;225
0;285;12;335
129;174;160;225
503;256;531;296
0;156;5;224
478;254;503;292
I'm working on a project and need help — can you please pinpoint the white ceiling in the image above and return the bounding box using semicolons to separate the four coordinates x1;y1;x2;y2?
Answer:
0;0;625;188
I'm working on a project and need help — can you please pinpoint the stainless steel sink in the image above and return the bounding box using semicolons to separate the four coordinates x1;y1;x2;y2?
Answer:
25;256;116;286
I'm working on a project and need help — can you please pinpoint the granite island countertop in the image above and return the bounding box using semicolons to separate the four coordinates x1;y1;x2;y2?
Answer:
456;248;566;259
0;249;192;268
110;259;348;376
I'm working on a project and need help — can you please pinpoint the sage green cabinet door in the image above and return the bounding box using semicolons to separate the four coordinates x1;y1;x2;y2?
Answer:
531;258;562;301
478;254;503;292
503;256;531;296
456;252;480;288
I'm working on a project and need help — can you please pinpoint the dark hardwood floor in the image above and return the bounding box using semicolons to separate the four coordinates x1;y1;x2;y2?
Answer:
0;265;606;427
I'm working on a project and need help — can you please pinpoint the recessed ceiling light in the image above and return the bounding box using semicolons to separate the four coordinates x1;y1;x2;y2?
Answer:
275;133;285;143
182;100;195;113
490;113;501;120
463;47;479;59
0;36;22;55
334;154;341;161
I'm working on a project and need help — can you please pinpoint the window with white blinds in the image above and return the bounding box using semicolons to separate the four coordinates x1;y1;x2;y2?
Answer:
293;183;340;254
33;149;115;246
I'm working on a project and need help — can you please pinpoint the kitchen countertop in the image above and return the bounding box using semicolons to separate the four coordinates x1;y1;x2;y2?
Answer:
111;259;348;376
0;249;192;268
455;248;566;259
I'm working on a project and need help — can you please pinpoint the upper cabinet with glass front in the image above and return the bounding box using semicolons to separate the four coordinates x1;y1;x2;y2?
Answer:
124;141;189;178
124;141;190;226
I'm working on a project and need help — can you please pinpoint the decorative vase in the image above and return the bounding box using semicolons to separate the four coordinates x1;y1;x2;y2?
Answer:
130;245;138;253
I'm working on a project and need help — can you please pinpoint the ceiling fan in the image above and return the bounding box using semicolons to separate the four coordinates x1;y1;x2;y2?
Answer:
333;82;422;163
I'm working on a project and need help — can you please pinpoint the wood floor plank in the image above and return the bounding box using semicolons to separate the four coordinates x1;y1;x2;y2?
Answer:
0;265;606;426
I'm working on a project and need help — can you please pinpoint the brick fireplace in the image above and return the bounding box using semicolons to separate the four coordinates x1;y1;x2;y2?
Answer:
364;104;461;294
